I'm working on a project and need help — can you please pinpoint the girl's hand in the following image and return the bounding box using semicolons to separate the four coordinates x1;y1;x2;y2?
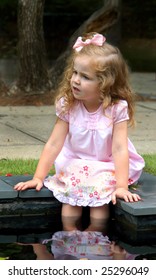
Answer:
111;187;141;205
14;178;43;191
110;241;126;260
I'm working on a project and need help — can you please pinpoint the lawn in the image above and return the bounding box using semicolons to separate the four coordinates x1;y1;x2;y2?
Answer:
0;159;55;176
0;155;156;176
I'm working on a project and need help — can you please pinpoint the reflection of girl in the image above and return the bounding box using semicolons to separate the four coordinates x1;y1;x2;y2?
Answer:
42;231;137;260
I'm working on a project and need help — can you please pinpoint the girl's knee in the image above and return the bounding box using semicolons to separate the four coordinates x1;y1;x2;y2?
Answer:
90;204;110;219
61;204;82;231
88;204;110;232
61;204;82;217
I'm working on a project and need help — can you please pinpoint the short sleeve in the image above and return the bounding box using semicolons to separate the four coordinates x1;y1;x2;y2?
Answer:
113;100;129;124
55;97;69;122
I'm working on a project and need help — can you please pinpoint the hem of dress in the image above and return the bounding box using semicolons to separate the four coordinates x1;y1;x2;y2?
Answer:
52;192;112;207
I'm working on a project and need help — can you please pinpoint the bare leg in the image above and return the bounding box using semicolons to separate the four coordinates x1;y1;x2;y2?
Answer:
61;203;82;231
32;244;54;260
86;204;110;232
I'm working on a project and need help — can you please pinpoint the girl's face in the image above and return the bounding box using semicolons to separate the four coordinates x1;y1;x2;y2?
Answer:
70;55;101;111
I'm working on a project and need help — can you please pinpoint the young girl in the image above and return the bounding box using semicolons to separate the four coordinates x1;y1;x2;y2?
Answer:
14;32;145;229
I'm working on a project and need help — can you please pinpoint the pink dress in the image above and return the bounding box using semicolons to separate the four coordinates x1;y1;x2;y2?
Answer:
44;98;145;207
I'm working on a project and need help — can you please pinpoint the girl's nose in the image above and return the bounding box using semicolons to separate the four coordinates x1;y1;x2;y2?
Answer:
74;75;80;84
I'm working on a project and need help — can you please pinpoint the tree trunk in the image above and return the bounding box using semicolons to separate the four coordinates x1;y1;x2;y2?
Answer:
49;1;121;90
15;0;51;95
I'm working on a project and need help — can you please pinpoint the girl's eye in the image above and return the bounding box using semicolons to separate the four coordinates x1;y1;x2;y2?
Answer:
73;70;77;75
83;75;90;80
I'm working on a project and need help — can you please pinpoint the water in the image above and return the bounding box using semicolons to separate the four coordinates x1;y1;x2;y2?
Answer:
0;213;156;260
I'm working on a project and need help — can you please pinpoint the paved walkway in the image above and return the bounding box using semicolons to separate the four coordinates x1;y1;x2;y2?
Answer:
0;72;156;159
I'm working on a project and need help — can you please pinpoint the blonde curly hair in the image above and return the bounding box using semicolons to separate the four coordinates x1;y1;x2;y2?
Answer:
55;32;136;127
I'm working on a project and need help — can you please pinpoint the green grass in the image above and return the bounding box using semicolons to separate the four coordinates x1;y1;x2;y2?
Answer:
0;159;55;176
0;155;156;176
142;154;156;176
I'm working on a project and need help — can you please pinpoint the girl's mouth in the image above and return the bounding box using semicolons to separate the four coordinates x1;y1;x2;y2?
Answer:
73;86;80;93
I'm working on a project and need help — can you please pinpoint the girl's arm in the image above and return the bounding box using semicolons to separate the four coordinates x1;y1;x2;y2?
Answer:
14;117;69;191
111;120;141;204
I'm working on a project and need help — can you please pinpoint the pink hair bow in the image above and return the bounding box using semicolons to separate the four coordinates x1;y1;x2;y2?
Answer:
73;34;106;52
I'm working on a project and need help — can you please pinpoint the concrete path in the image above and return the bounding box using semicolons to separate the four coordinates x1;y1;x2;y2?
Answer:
0;72;156;159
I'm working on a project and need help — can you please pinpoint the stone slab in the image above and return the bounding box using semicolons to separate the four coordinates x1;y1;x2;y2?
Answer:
114;207;156;230
0;175;33;185
0;175;53;198
18;187;54;198
0;179;18;199
117;198;156;216
0;212;62;232
1;172;156;216
117;172;156;216
111;217;156;245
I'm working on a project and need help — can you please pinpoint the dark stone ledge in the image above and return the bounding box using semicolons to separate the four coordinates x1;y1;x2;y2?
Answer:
0;175;53;199
0;172;156;232
116;172;156;216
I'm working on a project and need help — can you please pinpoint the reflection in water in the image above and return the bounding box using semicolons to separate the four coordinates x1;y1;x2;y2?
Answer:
0;217;137;260
42;230;133;260
14;232;138;260
0;216;156;260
